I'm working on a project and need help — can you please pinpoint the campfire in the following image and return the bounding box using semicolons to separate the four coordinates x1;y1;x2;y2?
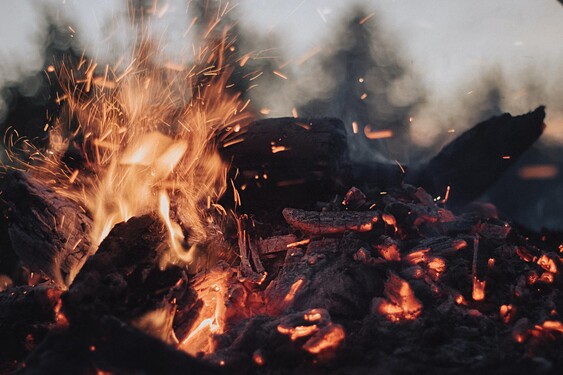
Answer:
1;4;563;375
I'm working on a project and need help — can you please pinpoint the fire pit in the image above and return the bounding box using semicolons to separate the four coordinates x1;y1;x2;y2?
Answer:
0;3;562;375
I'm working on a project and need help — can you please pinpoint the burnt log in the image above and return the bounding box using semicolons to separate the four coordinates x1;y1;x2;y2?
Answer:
406;106;546;208
0;284;62;372
282;207;381;236
220;108;545;213
220;117;353;211
62;214;187;326
18;316;223;375
0;170;92;285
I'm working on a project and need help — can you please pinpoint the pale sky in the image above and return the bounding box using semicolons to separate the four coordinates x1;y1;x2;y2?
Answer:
1;0;562;143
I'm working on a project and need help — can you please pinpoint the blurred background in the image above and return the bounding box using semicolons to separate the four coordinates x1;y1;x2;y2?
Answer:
0;0;561;230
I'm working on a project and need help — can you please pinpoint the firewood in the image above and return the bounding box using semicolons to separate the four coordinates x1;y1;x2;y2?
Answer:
221;108;545;212
0;284;62;371
406;106;546;208
220;117;406;211
62;214;184;325
257;234;298;255
19;316;223;375
0;170;92;285
282;207;380;235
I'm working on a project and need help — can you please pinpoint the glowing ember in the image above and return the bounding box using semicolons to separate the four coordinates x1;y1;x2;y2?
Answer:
277;324;320;341
252;350;265;366
500;304;515;324
179;269;229;355
283;278;305;305
373;272;422;322
537;254;559;274
472;277;486;301
302;324;346;354
427;256;446;280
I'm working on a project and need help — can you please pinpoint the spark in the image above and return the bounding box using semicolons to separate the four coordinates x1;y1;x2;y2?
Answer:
297;46;322;65
352;121;359;134
359;12;376;24
273;70;288;80
394;160;405;174
364;126;393;139
239;53;251;67
295;122;312;130
69;170;79;184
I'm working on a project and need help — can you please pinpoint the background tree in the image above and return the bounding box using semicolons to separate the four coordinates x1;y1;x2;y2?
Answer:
298;6;425;162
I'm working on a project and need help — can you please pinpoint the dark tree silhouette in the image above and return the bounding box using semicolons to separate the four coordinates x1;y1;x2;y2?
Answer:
0;16;81;150
188;0;286;113
299;6;424;162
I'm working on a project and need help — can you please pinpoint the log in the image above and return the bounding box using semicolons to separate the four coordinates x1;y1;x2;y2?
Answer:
406;106;546;209
257;234;298;255
282;207;380;235
220;108;545;212
0;284;62;371
220;117;353;211
220;117;405;211
19;316;223;375
62;214;186;325
0;170;92;285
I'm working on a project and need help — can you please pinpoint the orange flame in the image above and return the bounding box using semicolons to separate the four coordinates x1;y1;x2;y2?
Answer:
3;19;253;284
179;269;229;355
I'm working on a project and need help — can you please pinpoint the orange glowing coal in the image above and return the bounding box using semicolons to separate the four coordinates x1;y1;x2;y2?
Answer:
472;277;486;301
179;269;230;355
372;272;422;322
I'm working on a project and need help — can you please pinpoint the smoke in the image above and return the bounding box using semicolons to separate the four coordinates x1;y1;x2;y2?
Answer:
293;6;425;164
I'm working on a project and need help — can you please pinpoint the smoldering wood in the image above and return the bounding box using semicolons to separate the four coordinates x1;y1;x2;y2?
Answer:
0;284;61;372
406;106;546;209
62;214;186;325
235;215;266;284
0;170;92;285
18;316;223;375
282;207;381;235
257;234;298;255
219;117;402;211
221;108;545;213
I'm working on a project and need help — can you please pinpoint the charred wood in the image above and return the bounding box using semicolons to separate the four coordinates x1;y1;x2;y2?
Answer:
18;316;223;375
406;106;546;209
0;170;92;285
221;108;545;213
62;214;185;326
0;284;62;372
282;207;380;235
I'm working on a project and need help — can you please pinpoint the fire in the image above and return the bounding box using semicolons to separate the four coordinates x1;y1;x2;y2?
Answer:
179;269;230;355
2;6;256;359
4;14;253;283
